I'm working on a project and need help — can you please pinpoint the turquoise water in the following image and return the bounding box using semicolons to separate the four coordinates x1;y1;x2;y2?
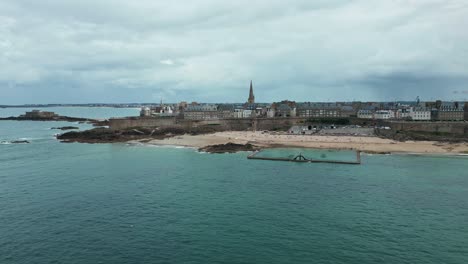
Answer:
1;109;468;263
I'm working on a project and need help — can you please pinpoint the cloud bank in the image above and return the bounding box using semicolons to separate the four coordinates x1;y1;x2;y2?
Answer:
1;0;468;103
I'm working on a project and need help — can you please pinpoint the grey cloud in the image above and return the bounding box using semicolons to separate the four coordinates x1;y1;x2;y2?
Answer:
1;0;467;104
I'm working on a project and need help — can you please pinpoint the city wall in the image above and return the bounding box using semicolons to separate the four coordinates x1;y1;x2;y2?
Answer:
385;121;468;135
108;117;305;131
109;117;468;135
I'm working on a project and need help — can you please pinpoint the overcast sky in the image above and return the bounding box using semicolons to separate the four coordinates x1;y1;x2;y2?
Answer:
1;0;468;104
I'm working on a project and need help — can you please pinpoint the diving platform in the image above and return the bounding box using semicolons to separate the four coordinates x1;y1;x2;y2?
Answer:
247;150;362;165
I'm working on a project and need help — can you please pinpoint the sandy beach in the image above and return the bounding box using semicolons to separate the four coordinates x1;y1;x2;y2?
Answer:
140;131;468;154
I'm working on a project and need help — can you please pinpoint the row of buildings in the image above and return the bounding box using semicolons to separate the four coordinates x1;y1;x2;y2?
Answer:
140;82;468;121
357;101;466;121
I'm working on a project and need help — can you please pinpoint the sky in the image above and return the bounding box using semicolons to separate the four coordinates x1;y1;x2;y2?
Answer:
1;0;468;104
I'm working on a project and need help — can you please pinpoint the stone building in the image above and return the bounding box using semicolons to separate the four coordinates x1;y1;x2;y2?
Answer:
465;102;468;121
271;101;296;117
183;104;219;120
374;110;395;120
24;110;58;119
431;102;464;121
410;107;431;121
217;104;235;119
357;109;374;119
274;104;294;117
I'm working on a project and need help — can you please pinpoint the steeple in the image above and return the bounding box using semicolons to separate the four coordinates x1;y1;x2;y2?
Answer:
247;80;255;104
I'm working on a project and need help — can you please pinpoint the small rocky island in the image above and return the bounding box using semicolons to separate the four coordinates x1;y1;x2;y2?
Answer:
0;110;107;126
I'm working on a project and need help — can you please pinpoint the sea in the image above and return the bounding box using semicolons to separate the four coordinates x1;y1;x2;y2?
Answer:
1;107;467;264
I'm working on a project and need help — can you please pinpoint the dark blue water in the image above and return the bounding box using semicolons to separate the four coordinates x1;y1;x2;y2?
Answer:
1;108;468;264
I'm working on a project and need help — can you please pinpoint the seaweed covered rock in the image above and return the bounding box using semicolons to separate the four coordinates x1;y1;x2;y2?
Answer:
199;143;259;153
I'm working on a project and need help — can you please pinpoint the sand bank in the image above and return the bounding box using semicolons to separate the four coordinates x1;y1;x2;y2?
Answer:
139;131;468;154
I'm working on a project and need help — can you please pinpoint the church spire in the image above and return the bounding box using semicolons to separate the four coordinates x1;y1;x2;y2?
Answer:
247;80;255;104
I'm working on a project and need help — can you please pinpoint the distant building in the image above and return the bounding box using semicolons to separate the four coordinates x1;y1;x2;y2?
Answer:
177;101;188;112
140;104;175;117
465;102;468;121
266;106;275;118
410;107;431;121
357;109;374;119
357;105;377;119
217;104;235;119
395;108;411;120
339;105;356;118
271;100;296;117
374;110;394;120
247;81;255;104
275;104;295;117
296;103;341;118
24;110;58;119
183;104;219;120
140;107;151;117
431;101;464;121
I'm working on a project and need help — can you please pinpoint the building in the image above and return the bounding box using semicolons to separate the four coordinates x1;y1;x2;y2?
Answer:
296;103;341;118
339;105;356;118
266;106;275;118
140;107;151;117
24;110;58;119
431;101;464;121
465;102;468;121
271;101;296;117
247;80;255;104
139;105;175;117
410;107;431;121
357;107;375;119
395;108;411;120
217;104;235;119
374;110;394;120
183;104;219;120
177;101;188;112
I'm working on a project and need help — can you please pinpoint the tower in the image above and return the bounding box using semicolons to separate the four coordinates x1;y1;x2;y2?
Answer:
247;80;255;104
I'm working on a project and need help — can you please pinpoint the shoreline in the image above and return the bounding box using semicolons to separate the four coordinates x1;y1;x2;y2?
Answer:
129;142;468;157
135;131;468;155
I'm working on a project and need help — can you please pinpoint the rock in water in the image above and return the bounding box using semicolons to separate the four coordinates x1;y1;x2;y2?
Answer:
199;143;259;154
10;140;30;144
51;126;79;130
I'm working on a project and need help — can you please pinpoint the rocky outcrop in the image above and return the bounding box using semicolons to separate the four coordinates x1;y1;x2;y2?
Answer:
0;115;93;122
51;126;79;130
11;140;30;144
1;140;30;144
56;126;220;143
199;143;259;153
